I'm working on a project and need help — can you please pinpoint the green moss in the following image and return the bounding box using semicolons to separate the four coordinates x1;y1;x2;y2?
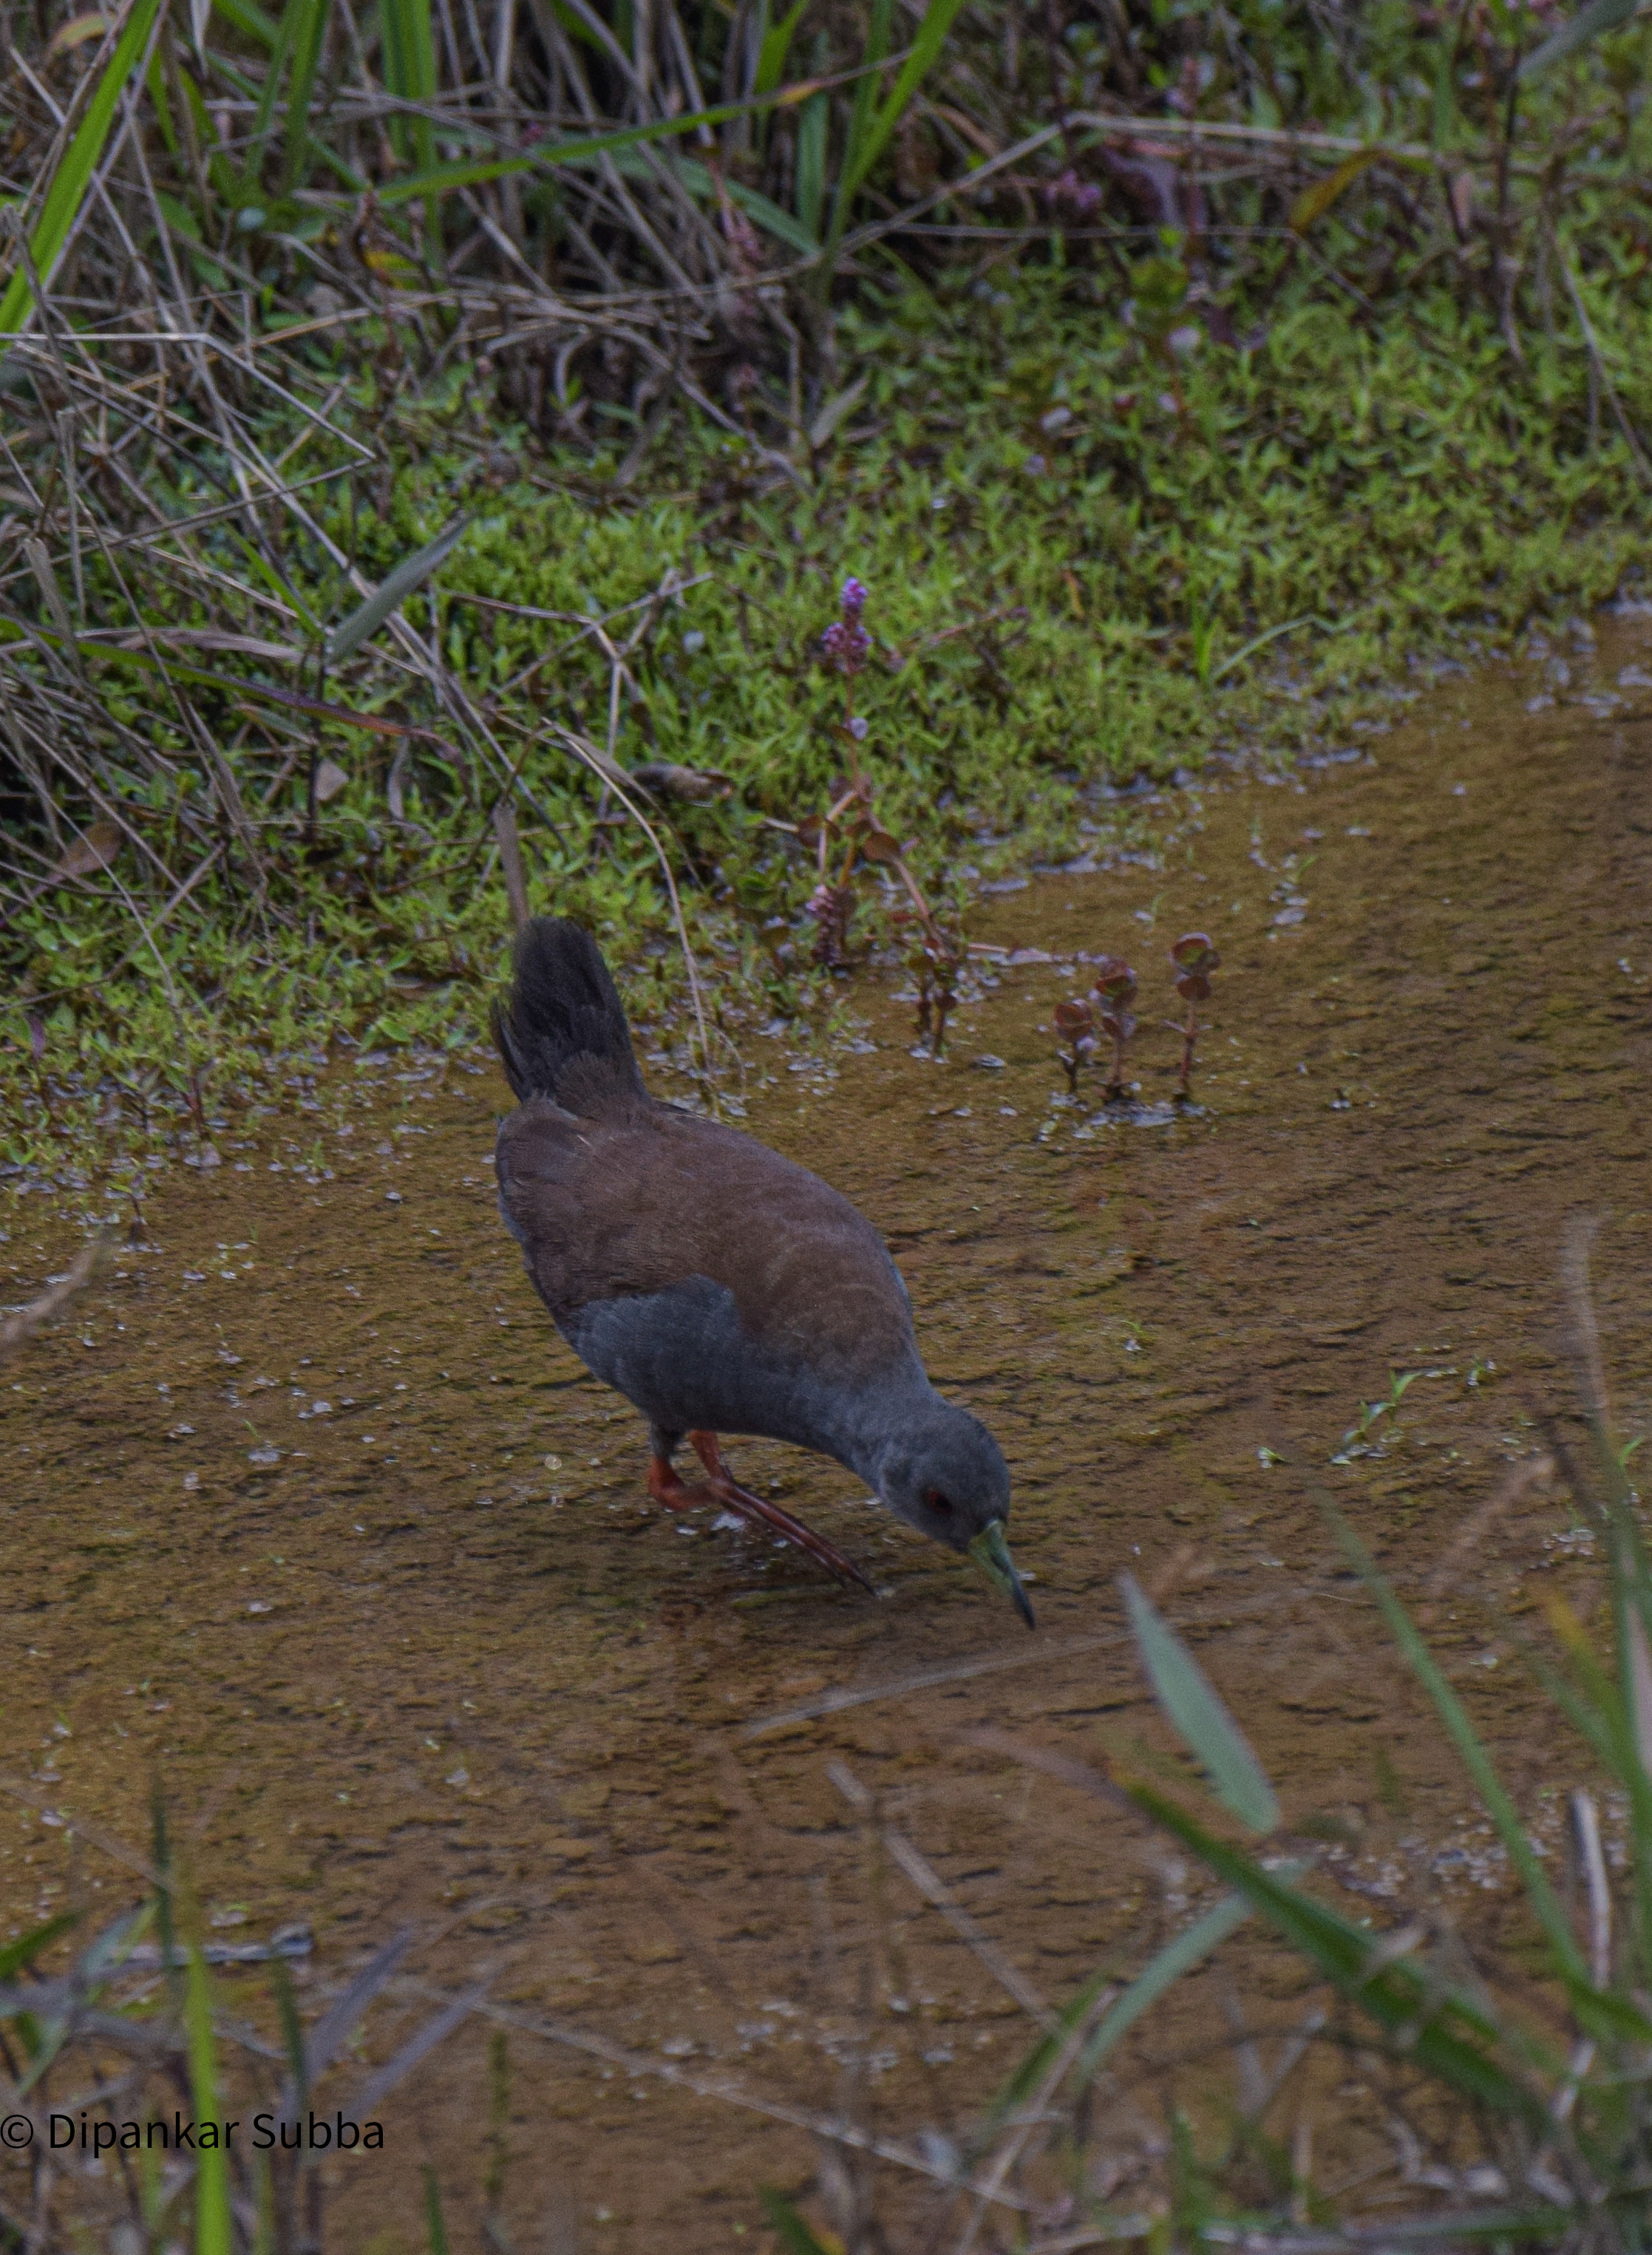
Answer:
5;259;1650;1194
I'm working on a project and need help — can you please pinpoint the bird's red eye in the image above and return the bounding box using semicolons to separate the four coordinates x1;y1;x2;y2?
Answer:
925;1488;953;1517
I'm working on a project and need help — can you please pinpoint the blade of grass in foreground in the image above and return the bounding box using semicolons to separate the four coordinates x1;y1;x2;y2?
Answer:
0;1908;79;1984
0;619;436;738
1121;1572;1281;1835
185;1943;232;2255
979;1733;1547;2123
1117;1770;1546;2120
1520;0;1639;79
245;0;327;191
832;0;972;217
380;0;438;171
423;2166;451;2255
210;0;279;48
0;0;165;339
755;0;812;97
1072;1890;1251;2090
325;516;471;665
279;0;330;191
982;1956;1119;2140
16;1902;151;2093
758;2188;835;2255
1562;1217;1652;1962
1319;1499;1592;1992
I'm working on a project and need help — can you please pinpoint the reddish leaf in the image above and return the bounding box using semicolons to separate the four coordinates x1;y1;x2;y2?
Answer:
796;814;823;846
1171;931;1220;972
1176;971;1212;1002
860;828;902;864
1054;999;1095;1036
1098;1009;1137;1041
1091;956;1137;1004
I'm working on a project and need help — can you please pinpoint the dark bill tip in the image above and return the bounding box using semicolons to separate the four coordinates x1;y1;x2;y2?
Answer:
968;1520;1036;1630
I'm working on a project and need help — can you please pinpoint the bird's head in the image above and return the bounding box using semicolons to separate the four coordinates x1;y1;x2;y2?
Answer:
877;1404;1033;1628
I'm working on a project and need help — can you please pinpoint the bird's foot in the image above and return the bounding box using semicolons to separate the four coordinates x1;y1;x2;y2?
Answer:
687;1431;875;1595
647;1454;715;1512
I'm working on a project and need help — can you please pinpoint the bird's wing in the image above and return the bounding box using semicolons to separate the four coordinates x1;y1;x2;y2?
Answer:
494;1100;916;1384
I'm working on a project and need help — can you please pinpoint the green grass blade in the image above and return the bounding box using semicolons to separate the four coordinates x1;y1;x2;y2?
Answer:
327;514;470;664
1563;1222;1652;1956
839;0;893;203
983;1958;1118;2134
1522;1622;1637;1789
1322;1503;1592;1990
0;0;166;339
1073;1891;1252;2089
381;0;438;170
835;0;968;211
1208;613;1342;684
795;89;827;240
1121;1573;1281;1835
185;1945;232;2255
1519;0;1639;78
212;0;280;47
0;619;423;735
1121;1774;1546;2121
247;0;325;186
79;1902;152;1982
144;44;180;159
607;149;817;252
151;1777;180;2004
245;0;296;183
0;1909;79;1985
422;2167;450;2255
13;1905;148;2092
279;0;329;190
370;84;842;209
270;1956;307;2108
758;2189;835;2255
721;171;817;255
755;0;811;96
174;60;240;205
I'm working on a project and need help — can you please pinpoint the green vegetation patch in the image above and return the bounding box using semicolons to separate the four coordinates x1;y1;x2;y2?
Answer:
5;256;1651;1194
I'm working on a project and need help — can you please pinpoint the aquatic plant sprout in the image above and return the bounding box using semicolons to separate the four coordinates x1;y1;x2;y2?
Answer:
1053;998;1096;1095
1091;956;1139;1098
1167;931;1220;1098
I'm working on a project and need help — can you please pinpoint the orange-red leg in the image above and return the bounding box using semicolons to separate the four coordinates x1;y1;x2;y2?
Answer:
684;1429;875;1594
647;1452;711;1511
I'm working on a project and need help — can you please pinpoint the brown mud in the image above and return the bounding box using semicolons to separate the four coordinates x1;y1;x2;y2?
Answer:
4;623;1651;2248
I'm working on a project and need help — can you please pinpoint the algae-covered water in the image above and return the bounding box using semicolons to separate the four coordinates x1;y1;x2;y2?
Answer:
3;625;1650;2245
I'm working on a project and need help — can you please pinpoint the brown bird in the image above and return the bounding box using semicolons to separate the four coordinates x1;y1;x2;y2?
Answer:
492;917;1032;1623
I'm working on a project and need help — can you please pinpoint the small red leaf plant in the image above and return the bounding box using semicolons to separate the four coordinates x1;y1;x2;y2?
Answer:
1050;938;1221;1108
1091;956;1139;1098
1053;998;1095;1095
799;577;968;1056
1166;931;1220;1099
1050;956;1138;1104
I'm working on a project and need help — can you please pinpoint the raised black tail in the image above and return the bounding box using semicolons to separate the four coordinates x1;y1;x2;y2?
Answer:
492;917;647;1116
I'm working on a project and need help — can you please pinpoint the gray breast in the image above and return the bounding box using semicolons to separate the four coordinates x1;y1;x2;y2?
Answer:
562;1273;897;1458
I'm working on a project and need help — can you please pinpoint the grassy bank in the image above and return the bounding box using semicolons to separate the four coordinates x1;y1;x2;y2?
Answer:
5;248;1652;1198
9;0;1652;1194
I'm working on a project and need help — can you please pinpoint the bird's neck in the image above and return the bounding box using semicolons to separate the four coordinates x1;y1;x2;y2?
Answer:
830;1363;948;1493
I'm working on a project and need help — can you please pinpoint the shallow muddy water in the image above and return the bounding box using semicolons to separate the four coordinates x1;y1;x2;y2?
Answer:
4;625;1652;2248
